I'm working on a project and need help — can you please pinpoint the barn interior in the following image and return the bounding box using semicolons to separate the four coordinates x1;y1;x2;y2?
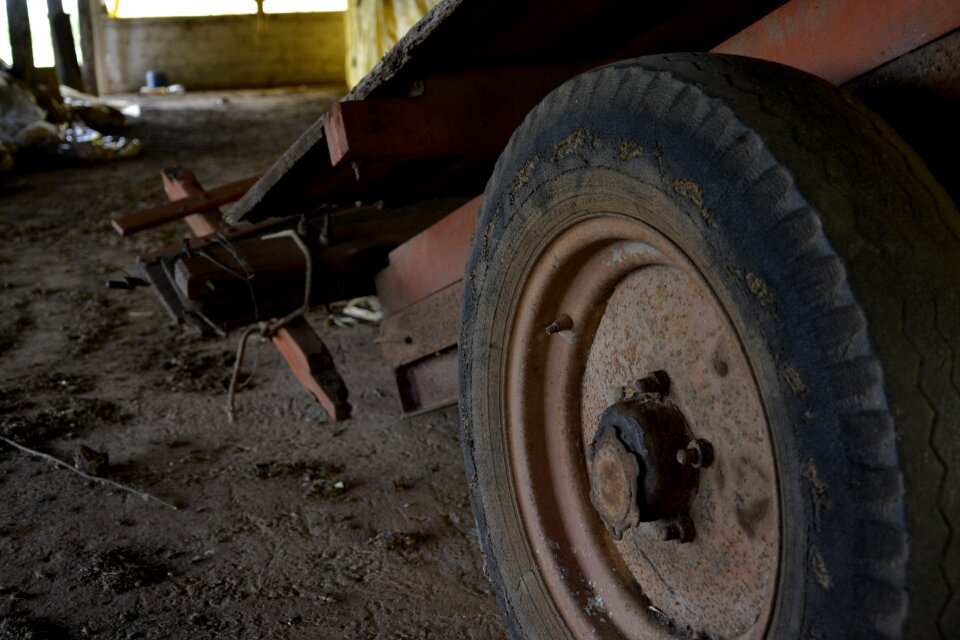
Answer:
1;2;506;637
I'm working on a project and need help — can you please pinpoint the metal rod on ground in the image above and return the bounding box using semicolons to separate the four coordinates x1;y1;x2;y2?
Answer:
0;435;179;511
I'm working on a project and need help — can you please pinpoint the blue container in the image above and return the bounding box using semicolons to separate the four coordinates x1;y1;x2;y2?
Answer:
145;70;169;88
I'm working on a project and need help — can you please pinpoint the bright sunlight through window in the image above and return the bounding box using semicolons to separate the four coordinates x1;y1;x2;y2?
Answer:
112;0;346;18
0;0;346;66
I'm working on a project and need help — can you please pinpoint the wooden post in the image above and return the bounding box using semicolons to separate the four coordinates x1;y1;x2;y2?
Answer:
77;0;98;94
47;0;85;91
6;0;34;83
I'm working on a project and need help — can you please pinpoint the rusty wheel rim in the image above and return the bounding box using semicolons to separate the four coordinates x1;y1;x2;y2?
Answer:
505;214;780;638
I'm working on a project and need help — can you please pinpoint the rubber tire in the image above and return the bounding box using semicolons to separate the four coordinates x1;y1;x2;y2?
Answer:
459;53;960;639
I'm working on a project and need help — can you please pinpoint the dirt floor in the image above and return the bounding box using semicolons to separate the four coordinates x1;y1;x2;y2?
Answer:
0;88;505;639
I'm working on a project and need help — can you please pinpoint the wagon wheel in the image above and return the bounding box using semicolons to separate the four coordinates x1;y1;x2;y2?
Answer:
459;54;960;639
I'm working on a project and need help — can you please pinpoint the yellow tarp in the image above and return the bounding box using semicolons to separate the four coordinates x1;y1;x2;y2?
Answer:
344;0;441;89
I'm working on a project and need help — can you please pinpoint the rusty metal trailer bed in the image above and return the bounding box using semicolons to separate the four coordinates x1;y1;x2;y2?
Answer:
112;1;960;637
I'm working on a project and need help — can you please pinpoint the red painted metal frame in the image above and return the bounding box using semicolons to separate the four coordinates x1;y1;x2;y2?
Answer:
272;317;352;422
713;0;960;84
374;195;482;315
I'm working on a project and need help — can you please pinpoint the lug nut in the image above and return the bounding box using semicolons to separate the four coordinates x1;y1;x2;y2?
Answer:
660;515;695;543
676;438;714;469
545;313;574;335
676;447;700;466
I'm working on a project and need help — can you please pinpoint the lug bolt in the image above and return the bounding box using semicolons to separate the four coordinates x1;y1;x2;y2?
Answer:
660;515;696;543
545;313;574;335
633;370;670;396
676;438;714;469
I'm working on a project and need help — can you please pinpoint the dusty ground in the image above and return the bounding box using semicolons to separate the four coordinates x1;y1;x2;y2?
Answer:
0;88;505;639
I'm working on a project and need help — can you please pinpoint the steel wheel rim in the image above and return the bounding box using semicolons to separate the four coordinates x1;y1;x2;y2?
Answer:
504;213;780;639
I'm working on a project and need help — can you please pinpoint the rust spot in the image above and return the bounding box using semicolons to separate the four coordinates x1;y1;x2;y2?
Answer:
617;139;644;160
673;179;717;227
745;272;773;306
810;547;833;589
552;128;591;163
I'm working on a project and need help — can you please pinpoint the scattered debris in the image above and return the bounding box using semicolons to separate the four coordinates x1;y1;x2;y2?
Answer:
73;445;109;476
0;298;31;357
139;83;185;96
253;459;344;480
0;70;140;172
160;349;236;393
303;477;350;498
328;296;383;327
0;615;66;640
79;548;167;594
56;291;124;356
374;531;431;552
60;85;139;124
0;436;177;511
0;397;123;446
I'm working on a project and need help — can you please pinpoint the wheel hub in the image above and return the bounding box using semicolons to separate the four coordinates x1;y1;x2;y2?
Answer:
588;379;705;540
587;426;641;539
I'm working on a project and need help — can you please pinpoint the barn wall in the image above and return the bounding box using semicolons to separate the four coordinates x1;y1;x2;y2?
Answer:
99;12;346;93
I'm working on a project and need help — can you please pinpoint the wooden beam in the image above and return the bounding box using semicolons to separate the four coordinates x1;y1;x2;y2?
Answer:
161;169;222;237
76;0;98;94
172;235;307;302
111;174;258;236
6;0;34;83
322;65;588;166
272;317;351;421
47;0;84;91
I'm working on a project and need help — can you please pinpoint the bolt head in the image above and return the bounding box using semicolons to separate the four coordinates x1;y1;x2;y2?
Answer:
659;515;696;543
676;447;700;466
677;438;714;469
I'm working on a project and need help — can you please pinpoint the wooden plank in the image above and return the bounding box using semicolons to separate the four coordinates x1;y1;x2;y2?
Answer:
172;235;307;301
322;66;586;166
374;195;480;315
379;280;461;369
161;169;221;237
111;174;258;236
713;0;960;84
272;317;351;422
